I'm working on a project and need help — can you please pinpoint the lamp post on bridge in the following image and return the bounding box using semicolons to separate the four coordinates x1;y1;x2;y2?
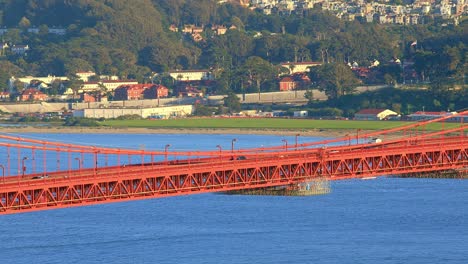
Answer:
165;144;171;162
94;151;98;171
295;134;300;149
22;157;28;178
231;138;237;153
282;139;288;151
356;129;362;144
0;164;4;184
74;157;82;173
216;145;222;158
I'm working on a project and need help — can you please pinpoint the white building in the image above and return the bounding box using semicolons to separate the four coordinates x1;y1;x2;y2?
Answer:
355;109;398;120
80;80;138;92
76;71;97;82
73;105;194;119
280;61;322;74
169;70;213;81
11;45;30;55
49;28;67;35
9;75;69;90
294;110;308;117
101;80;138;91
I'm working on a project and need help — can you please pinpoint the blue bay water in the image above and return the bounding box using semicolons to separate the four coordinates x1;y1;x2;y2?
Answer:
0;133;467;264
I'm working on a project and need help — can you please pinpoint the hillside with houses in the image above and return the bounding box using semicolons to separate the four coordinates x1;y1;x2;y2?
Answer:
0;0;466;122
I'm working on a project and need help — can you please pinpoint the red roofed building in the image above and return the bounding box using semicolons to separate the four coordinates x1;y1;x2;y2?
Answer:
279;76;296;91
114;84;170;101
114;85;146;100
355;109;398;120
20;88;47;101
0;91;9;100
101;80;138;92
81;93;96;103
143;84;169;99
352;67;371;78
177;85;203;97
279;73;311;91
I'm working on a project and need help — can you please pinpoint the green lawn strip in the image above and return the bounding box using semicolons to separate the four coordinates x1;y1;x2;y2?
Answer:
100;118;462;131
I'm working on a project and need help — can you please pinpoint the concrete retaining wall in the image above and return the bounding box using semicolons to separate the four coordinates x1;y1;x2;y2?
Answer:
0;85;389;113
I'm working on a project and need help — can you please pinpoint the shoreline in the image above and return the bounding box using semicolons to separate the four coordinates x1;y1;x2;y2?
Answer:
0;126;354;137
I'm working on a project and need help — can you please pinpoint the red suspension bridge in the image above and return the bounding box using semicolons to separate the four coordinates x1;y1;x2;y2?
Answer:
0;112;467;215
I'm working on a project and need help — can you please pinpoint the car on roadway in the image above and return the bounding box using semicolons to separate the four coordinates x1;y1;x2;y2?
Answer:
32;174;49;180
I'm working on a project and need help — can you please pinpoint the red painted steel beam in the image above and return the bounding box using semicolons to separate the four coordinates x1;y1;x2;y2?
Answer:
1;136;466;214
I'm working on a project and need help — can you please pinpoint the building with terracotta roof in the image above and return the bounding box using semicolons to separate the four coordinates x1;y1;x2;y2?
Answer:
0;91;10;100
101;80;138;92
278;73;311;91
168;24;178;32
80;80;138;93
177;85;203;97
279;76;296;91
20;88;48;101
114;84;169;101
114;85;146;101
80;93;97;103
143;84;169;99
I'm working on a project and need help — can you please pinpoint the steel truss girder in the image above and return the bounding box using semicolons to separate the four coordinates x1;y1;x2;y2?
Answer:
1;141;467;214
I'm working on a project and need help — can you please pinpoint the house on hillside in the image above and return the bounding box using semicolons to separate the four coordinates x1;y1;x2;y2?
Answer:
177;85;203;97
0;91;10;100
278;73;311;91
81;93;97;103
211;25;227;35
101;80;138;92
279;76;296;91
80;79;138;93
113;84;169;101
168;24;178;32
11;44;30;55
169;69;213;82
354;109;398;120
20;88;48;101
9;75;68;90
114;85;145;101
143;84;169;99
76;71;97;82
191;33;204;42
182;24;203;34
280;61;322;74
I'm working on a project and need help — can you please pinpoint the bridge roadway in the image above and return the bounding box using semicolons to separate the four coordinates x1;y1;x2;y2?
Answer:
0;135;466;214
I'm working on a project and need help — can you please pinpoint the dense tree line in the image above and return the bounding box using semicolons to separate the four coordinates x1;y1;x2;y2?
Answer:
0;0;465;112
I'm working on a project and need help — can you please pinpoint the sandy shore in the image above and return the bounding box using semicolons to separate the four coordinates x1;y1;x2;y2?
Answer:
0;125;353;137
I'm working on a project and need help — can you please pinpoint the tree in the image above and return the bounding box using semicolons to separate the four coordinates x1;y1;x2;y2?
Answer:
308;63;360;100
304;89;314;102
18;16;31;29
242;56;279;98
193;104;214;116
65;76;84;95
38;24;49;35
224;92;241;113
0;61;24;90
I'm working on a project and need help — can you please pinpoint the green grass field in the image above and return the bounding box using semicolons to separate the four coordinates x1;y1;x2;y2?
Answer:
100;118;461;131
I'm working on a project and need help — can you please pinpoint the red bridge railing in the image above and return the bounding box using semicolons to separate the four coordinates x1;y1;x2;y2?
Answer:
0;111;466;214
